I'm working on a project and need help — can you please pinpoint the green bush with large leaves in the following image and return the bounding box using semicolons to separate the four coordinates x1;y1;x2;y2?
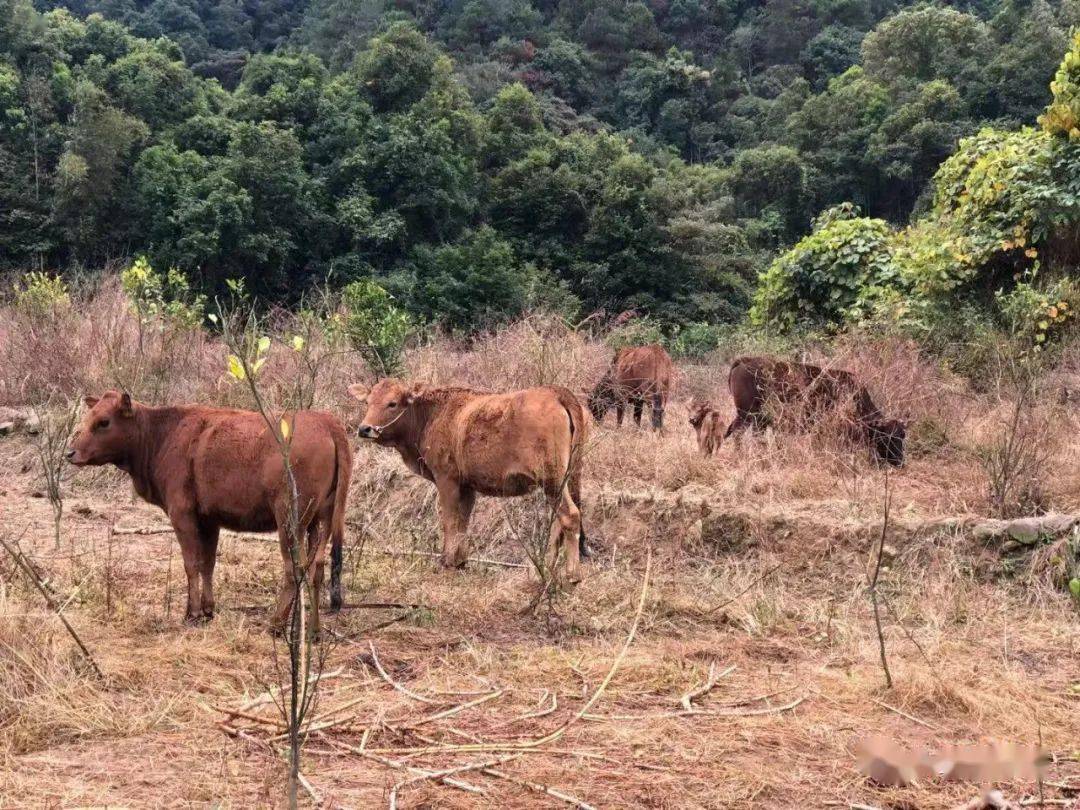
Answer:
750;209;898;330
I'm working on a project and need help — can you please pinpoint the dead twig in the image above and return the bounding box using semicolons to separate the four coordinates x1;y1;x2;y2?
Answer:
679;663;735;711
581;695;806;721
492;691;558;729
700;563;784;616
367;642;441;705
320;735;485;797
480;767;596;810
371;547;527;569
388;754;520;809
366;547;653;756
868;697;938;730
0;529;103;678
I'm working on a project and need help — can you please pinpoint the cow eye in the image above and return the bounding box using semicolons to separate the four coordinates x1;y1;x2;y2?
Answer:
95;418;110;431
387;401;398;409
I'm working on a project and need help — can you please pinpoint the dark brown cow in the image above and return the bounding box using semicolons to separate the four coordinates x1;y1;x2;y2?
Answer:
725;356;906;466
687;398;723;456
349;380;591;581
67;391;352;634
588;344;674;429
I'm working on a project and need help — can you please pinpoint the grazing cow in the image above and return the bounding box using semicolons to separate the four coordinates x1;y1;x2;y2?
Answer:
67;391;352;634
588;344;674;429
687;398;723;456
349;380;591;581
725;356;906;466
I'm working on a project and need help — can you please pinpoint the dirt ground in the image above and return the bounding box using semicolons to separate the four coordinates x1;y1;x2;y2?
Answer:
1;412;1079;810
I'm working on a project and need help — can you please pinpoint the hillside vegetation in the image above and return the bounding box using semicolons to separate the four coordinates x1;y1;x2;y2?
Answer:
3;0;1080;340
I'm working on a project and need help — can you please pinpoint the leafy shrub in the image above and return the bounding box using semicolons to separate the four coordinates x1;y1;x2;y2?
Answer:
996;278;1077;350
1040;30;1080;140
14;272;71;319
121;256;205;328
605;316;665;351
750;212;899;331
340;279;412;375
668;322;725;359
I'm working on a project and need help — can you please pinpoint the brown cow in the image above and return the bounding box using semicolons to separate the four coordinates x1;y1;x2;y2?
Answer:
67;391;352;634
348;380;591;581
687;398;723;456
588;344;674;429
725;356;906;466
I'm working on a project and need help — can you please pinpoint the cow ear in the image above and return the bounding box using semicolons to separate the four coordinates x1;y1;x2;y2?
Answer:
119;392;134;417
405;383;425;405
347;384;369;403
83;395;100;409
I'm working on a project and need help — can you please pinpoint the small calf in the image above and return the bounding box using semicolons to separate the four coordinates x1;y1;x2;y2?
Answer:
688;398;723;456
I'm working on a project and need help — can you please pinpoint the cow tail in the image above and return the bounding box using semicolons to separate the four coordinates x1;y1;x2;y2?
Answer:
328;427;353;612
555;387;591;560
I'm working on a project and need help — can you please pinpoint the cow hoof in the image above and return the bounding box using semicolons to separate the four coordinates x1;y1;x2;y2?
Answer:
440;557;467;570
183;613;208;627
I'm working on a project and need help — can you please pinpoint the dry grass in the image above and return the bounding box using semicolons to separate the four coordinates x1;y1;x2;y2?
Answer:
0;290;1079;807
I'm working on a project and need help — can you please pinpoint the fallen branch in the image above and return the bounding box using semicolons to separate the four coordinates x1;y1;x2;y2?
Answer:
0;530;103;678
700;563;784;616
492;691;558;729
868;697;938;730
236;666;347;714
371;547;527;569
581;695;806;722
366;547;653;756
409;688;506;728
480;767;596;810
388;754;520;809
367;642;441;705
679;663;735;711
320;735;485;797
112;526;173;535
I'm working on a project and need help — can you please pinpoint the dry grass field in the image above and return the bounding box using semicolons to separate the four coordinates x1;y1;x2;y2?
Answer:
1;290;1079;808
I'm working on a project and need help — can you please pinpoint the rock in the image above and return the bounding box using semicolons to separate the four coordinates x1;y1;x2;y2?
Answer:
1006;518;1042;545
972;520;1007;541
0;421;13;436
23;413;40;435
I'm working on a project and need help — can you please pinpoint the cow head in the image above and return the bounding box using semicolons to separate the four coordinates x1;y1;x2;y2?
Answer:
67;391;137;467
587;374;616;422
349;379;420;444
687;398;713;429
870;418;906;467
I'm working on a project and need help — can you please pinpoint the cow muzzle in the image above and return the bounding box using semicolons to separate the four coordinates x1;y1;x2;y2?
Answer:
357;424;382;440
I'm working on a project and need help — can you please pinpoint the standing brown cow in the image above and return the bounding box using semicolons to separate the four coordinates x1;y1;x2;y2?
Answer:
349;380;591;581
588;344;674;429
724;356;906;466
687;398;723;455
67;391;352;634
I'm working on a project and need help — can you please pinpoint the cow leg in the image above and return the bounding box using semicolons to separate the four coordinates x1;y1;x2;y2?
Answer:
546;487;582;584
169;509;204;625
569;461;590;561
198;523;220;620
329;526;343;613
632;398;644;426
270;522;300;636
307;521;327;641
437;483;475;569
651;394;664;430
615;403;625;427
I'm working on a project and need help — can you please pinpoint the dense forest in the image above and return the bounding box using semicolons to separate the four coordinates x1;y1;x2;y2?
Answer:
2;0;1079;337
